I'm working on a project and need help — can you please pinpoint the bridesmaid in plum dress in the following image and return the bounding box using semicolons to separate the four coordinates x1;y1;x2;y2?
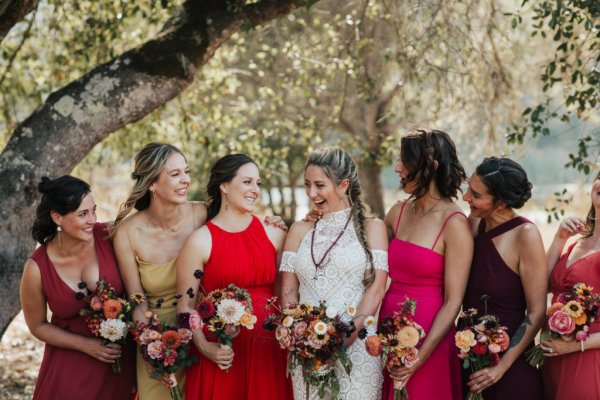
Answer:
379;129;473;400
541;170;600;400
462;157;546;399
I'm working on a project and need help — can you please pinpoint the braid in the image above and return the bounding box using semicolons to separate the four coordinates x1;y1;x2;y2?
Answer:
350;190;375;287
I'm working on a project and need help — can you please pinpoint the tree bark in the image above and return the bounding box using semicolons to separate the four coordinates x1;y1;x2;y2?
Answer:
359;158;385;218
0;0;317;338
0;0;37;43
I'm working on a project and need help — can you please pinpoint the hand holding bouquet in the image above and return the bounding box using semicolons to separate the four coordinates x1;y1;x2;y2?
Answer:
131;312;197;400
455;308;510;400
526;282;600;367
264;299;356;399
79;279;140;372
360;298;425;400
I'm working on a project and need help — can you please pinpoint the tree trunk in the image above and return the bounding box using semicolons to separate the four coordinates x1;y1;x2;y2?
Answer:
0;0;38;43
0;0;318;338
359;159;384;219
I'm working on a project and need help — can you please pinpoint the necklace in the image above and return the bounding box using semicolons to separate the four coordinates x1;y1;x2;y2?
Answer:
147;213;180;232
411;198;441;217
310;212;353;276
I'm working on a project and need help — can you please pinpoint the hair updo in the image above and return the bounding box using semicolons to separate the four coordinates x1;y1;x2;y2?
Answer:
475;157;532;209
31;175;91;244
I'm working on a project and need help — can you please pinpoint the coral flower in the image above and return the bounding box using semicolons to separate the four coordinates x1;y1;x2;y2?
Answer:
161;330;182;349
396;326;420;348
103;299;123;319
547;302;564;317
365;335;383;356
574;312;588;326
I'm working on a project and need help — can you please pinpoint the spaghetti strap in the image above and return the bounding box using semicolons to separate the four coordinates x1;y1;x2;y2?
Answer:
394;201;409;236
431;211;467;249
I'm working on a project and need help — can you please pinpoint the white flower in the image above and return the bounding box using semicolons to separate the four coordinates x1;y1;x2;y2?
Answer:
325;306;338;319
313;321;328;335
346;305;357;317
216;299;245;324
364;316;375;328
282;315;294;327
99;318;127;342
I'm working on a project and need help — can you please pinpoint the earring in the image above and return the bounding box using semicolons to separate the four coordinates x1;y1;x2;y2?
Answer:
57;226;62;247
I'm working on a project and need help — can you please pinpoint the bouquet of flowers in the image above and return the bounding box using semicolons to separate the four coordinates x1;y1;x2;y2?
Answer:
360;298;425;400
526;282;600;367
131;311;197;400
455;307;510;400
195;284;257;347
79;279;139;373
263;299;356;399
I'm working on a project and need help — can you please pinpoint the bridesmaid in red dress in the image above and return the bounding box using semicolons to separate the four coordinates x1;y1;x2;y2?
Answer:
462;157;546;399
379;129;473;400
176;154;290;400
20;176;135;400
541;170;600;400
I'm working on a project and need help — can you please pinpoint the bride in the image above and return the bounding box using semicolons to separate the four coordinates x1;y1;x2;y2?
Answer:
280;147;389;399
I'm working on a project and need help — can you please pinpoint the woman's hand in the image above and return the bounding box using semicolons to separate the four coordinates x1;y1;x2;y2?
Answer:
556;217;586;240
302;209;322;222
264;215;288;231
82;337;122;363
541;336;579;357
143;360;175;388
467;364;508;393
388;364;418;387
199;341;235;370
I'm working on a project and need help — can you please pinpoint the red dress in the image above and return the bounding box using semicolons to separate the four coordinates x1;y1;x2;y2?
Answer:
31;223;136;400
543;243;600;400
185;216;290;400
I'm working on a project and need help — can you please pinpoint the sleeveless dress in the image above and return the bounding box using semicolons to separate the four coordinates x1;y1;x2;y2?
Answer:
280;208;389;400
543;243;600;400
31;223;136;400
462;217;543;399
378;202;464;400
185;216;290;400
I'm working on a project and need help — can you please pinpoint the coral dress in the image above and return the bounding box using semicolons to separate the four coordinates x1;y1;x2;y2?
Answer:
32;223;135;400
379;202;463;400
185;216;290;400
462;217;542;399
543;243;600;400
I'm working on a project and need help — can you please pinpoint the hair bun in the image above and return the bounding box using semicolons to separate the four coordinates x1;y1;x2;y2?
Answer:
38;177;53;193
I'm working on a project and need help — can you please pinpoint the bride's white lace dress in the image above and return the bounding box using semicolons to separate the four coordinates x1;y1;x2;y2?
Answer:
280;208;388;400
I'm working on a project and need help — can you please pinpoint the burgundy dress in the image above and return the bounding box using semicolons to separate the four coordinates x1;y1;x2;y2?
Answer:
462;217;542;400
543;243;600;400
31;223;136;400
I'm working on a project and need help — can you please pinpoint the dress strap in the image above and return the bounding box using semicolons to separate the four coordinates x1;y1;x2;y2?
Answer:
486;216;531;239
394;201;409;236
431;211;468;249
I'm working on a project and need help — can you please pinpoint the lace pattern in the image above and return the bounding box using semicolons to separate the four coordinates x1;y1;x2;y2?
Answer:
279;251;297;273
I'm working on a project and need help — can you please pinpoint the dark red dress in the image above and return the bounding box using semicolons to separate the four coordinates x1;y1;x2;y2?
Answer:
462;217;543;400
185;216;290;400
543;243;600;400
31;223;136;400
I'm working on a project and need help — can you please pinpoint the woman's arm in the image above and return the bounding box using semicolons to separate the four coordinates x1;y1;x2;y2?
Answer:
175;228;234;370
542;331;600;355
346;218;389;346
546;217;585;274
468;223;547;394
279;221;310;307
20;259;122;363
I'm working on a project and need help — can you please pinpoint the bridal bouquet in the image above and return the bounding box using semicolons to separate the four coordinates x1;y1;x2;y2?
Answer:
360;298;425;400
131;312;197;400
455;308;510;400
195;284;257;347
526;282;600;368
263;299;356;399
79;279;140;373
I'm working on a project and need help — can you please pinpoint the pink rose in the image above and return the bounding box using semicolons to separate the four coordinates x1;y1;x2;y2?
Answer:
147;340;165;359
293;321;308;338
575;330;589;342
280;335;295;350
178;328;193;343
90;296;103;311
140;329;161;345
401;347;419;368
275;326;291;341
189;311;203;330
548;311;576;335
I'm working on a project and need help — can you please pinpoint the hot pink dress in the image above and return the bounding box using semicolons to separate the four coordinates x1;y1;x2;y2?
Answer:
543;243;600;400
379;202;463;400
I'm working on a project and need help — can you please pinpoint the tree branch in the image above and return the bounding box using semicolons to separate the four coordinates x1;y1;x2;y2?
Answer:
0;0;37;44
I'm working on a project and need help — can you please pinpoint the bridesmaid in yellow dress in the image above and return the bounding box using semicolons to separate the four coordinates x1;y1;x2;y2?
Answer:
112;143;207;399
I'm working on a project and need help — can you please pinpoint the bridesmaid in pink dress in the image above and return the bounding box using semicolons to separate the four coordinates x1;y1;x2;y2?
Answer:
379;129;473;400
541;170;600;400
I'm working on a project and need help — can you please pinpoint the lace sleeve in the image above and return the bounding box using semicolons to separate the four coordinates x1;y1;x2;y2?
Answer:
279;251;297;273
371;249;389;272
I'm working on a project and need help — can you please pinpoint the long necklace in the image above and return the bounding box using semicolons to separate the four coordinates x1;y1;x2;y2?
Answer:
310;212;353;276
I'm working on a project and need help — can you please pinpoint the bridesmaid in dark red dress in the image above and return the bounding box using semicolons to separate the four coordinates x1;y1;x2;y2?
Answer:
541;170;600;400
19;176;135;400
462;157;546;399
176;154;290;400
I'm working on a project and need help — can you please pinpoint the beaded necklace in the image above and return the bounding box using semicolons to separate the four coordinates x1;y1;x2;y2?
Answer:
310;212;353;277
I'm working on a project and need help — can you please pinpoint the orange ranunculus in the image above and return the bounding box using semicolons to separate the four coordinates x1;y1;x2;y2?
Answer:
547;302;564;317
365;335;383;356
574;312;587;326
494;330;510;352
103;299;123;319
161;330;182;349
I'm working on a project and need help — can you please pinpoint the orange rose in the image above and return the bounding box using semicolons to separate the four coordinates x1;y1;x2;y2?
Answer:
103;299;122;319
547;302;564;317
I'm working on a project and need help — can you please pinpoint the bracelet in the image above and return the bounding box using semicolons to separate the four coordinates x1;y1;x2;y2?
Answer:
580;340;585;352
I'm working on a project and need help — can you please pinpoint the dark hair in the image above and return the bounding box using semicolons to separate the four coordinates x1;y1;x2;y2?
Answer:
206;154;256;220
475;157;532;209
400;129;466;199
31;176;91;244
306;147;375;287
582;170;600;239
